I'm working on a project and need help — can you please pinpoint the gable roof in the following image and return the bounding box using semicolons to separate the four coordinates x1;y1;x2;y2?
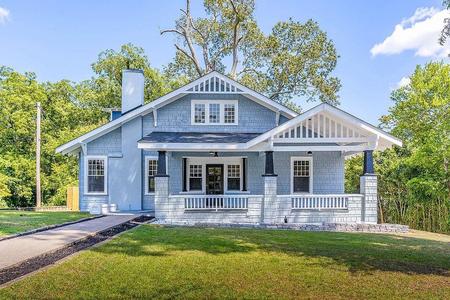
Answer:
56;71;298;154
136;103;402;153
246;103;402;150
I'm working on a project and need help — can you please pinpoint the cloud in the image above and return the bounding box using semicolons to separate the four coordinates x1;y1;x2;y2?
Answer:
371;7;450;58
396;77;411;88
0;6;10;24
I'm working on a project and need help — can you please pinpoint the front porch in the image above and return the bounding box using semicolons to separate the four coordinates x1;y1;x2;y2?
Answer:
162;193;365;225
146;148;377;225
138;104;397;225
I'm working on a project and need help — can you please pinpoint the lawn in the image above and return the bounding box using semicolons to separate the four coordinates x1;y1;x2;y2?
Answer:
0;210;90;237
1;226;449;299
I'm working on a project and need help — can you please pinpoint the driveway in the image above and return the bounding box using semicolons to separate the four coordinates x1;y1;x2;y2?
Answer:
0;215;135;270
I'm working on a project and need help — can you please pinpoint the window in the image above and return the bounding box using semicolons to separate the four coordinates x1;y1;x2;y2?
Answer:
189;165;202;191
191;100;238;125
291;157;312;193
146;159;157;193
227;164;240;191
224;103;236;124
86;157;107;194
209;103;220;123
194;103;206;123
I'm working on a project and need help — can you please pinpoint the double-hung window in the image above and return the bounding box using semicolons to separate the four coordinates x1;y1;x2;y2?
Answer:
291;157;312;194
194;103;206;123
189;164;203;191
209;103;220;123
146;158;158;194
191;100;238;125
227;164;241;191
224;103;236;124
86;156;107;194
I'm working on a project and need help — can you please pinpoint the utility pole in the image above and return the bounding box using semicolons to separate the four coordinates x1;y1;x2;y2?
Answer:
36;102;41;208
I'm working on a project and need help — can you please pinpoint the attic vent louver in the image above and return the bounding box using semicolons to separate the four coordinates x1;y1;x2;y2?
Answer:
186;76;242;93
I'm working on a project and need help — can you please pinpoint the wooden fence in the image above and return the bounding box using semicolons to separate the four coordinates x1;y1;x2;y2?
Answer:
67;186;79;211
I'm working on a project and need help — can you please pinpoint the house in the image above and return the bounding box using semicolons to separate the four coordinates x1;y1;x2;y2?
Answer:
56;70;402;224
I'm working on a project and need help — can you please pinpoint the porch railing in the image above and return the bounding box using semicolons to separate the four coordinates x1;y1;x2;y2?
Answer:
278;194;362;210
173;195;254;211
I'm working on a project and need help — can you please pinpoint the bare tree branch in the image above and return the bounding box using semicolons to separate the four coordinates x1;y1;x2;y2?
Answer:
229;0;241;79
186;5;212;72
160;29;183;36
174;44;196;64
160;0;204;76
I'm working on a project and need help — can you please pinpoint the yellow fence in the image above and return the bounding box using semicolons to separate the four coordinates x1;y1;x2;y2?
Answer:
67;186;79;211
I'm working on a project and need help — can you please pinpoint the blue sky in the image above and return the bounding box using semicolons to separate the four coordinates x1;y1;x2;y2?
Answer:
0;0;448;124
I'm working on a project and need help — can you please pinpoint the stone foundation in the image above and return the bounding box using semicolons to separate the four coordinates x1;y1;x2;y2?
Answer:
154;221;409;233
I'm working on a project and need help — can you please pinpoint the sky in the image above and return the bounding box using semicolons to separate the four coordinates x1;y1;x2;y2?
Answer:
0;0;448;124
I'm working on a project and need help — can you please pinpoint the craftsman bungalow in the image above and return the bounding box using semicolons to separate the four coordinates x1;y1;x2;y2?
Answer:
56;70;402;224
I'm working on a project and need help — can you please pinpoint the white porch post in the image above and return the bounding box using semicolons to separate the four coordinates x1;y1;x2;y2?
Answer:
262;151;278;224
360;150;378;223
155;151;169;221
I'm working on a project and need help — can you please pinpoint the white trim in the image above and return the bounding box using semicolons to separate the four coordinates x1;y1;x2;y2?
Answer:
190;99;238;125
153;109;158;127
170;194;263;198
56;71;297;155
247;105;324;148
84;155;108;195
185;156;245;194
187;162;204;193
57;74;402;155
273;137;370;143
144;156;158;195
138;142;250;151
225;163;243;192
246;103;402;151
203;72;297;117
290;156;313;195
322;105;402;146
138;142;369;153
272;145;370;152
144;155;169;195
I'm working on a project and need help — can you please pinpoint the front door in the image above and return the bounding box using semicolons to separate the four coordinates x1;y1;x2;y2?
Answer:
206;164;224;195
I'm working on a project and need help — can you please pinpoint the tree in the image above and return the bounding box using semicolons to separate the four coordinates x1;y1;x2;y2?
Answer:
345;62;450;232
84;43;183;110
162;0;340;107
0;44;175;207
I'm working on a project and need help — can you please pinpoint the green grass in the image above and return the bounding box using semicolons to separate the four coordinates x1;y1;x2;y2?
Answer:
0;210;90;237
1;226;449;299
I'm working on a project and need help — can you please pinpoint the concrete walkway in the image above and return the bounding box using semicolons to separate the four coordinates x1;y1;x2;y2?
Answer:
0;215;135;270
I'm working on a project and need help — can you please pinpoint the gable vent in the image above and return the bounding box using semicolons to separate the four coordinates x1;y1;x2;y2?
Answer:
186;76;242;93
275;113;368;142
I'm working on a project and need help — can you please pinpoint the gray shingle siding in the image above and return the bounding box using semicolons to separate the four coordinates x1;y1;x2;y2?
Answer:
86;128;121;155
143;93;279;134
274;151;344;194
167;151;344;196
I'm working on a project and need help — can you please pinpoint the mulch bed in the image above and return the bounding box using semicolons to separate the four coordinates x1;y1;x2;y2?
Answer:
0;215;154;286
